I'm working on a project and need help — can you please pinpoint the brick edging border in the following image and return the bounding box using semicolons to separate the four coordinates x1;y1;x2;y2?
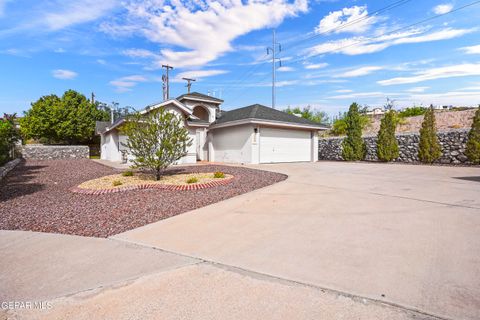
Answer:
70;176;235;195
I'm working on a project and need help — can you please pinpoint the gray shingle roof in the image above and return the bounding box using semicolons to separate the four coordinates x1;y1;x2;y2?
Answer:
176;92;223;103
215;104;328;128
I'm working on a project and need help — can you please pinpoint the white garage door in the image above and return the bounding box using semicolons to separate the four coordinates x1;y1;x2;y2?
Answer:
260;128;312;163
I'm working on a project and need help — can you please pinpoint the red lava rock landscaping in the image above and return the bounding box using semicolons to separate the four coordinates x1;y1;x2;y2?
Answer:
0;159;287;238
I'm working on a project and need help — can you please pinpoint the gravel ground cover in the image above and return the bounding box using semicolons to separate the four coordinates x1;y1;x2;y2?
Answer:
0;159;287;238
77;172;233;190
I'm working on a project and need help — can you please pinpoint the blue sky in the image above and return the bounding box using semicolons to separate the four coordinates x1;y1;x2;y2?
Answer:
1;0;480;117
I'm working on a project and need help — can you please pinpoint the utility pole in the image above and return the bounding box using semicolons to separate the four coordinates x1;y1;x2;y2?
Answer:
91;92;95;104
267;29;281;109
182;77;196;93
162;64;174;100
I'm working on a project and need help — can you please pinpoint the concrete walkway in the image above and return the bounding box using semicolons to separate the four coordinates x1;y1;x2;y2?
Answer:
112;162;480;320
2;162;479;319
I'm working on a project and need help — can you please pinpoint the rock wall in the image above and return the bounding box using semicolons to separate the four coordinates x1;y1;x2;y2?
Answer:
318;129;470;164
22;145;90;160
0;158;21;180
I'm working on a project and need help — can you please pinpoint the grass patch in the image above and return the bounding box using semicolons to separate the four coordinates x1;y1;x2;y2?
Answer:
213;171;225;178
112;180;123;187
186;177;198;184
122;170;134;177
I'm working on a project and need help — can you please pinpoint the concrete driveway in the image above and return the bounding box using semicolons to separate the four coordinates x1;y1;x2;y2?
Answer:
112;162;480;320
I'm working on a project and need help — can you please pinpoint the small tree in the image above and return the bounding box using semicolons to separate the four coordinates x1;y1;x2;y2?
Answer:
284;106;330;124
121;108;192;180
418;105;441;163
342;102;366;160
376;110;399;161
0;114;20;165
466;106;480;164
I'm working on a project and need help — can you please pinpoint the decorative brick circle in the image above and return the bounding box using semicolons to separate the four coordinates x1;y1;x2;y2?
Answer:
70;176;235;195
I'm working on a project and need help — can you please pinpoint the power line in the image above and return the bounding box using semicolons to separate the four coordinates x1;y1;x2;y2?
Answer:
288;0;480;65
267;29;282;109
182;77;196;93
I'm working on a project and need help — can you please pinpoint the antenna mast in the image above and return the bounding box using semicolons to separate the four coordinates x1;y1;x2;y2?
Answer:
267;29;281;109
182;77;196;93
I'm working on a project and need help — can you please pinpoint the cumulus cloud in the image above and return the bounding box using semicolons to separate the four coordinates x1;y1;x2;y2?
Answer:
277;66;295;72
52;69;78;80
459;44;480;54
406;87;429;93
101;0;308;68
433;3;453;15
335;66;383;77
315;5;376;34
378;63;480;86
308;27;475;56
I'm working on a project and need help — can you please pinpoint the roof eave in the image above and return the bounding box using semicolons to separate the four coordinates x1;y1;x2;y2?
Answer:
210;118;329;130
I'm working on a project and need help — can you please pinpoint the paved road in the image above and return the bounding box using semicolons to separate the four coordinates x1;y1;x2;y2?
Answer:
2;162;479;319
114;162;480;320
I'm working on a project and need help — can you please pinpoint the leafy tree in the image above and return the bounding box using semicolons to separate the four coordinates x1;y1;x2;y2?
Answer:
284;106;329;124
331;111;370;136
376;110;399;161
418;105;441;163
121;108;192;180
0;114;20;165
398;106;427;118
341;103;366;160
20;90;109;144
466;106;480;164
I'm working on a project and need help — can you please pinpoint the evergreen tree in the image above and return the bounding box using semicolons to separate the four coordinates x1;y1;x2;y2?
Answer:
465;106;480;164
341;102;366;160
418;105;441;163
376;110;399;161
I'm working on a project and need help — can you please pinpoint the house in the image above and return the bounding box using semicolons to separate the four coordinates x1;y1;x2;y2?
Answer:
97;92;328;164
365;107;385;116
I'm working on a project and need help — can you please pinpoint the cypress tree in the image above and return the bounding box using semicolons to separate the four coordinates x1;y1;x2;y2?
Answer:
418;105;441;163
377;110;399;161
465;106;480;164
342;102;366;161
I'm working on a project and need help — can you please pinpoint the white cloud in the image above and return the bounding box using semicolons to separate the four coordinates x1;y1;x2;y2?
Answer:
109;75;148;92
102;0;308;68
328;91;393;99
378;63;480;86
123;49;159;59
52;69;78;80
43;0;117;31
315;6;376;34
308;27;475;56
304;62;329;70
335;89;353;93
459;44;480;54
173;70;228;82
433;3;453;15
406;86;429;93
277;66;295;72
335;66;383;78
0;0;11;17
399;90;480;107
96;59;106;65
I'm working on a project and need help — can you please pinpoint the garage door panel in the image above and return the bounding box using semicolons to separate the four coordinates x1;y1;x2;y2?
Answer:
260;128;311;163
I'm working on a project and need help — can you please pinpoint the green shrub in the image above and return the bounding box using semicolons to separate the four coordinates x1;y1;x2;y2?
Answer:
466;107;480;164
418;106;441;163
213;171;225;178
376;111;399;162
398;106;427;118
330;113;370;136
341;103;366;161
122;170;134;177
0;114;20;166
112;180;123;186
186;177;198;184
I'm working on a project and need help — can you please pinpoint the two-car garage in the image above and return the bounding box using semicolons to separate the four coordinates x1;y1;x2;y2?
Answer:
259;127;312;163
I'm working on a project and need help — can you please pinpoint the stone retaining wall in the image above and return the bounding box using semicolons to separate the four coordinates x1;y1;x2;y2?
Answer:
22;145;90;160
318;129;470;164
0;158;21;180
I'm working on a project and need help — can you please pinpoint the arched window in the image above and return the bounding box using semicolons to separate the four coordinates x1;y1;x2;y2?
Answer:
193;105;209;122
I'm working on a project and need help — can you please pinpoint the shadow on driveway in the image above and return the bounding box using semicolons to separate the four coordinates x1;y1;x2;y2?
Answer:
453;176;480;182
0;159;46;201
